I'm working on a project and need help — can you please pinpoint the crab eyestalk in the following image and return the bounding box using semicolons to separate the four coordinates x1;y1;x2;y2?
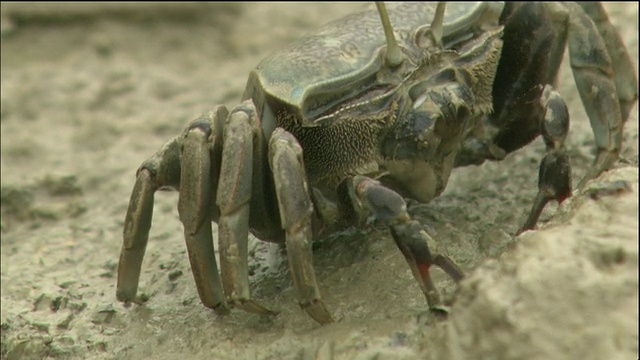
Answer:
375;1;446;66
431;2;446;48
375;2;405;67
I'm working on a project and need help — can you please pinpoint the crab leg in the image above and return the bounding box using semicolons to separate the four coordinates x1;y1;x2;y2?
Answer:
216;102;276;315
348;176;464;311
547;3;629;186
117;159;167;304
117;111;230;314
177;108;229;314
269;128;334;324
577;2;638;123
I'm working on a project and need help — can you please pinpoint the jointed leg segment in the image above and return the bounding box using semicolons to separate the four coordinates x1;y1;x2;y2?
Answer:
552;2;636;186
269;128;333;324
216;102;276;315
178;108;229;314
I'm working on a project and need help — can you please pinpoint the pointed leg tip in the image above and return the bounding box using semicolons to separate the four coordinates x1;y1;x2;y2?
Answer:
115;290;131;303
515;226;531;236
429;304;451;315
303;300;334;325
235;299;279;316
213;302;231;315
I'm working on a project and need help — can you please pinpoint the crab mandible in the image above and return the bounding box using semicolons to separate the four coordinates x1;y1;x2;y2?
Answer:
116;2;637;325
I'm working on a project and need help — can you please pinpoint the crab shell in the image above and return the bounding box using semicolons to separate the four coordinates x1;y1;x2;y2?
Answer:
243;2;500;136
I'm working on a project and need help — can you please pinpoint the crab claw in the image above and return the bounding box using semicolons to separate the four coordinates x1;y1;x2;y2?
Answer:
390;220;464;310
517;150;571;235
352;176;464;310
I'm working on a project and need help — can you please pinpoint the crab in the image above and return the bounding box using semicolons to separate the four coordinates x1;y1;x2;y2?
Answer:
116;2;637;325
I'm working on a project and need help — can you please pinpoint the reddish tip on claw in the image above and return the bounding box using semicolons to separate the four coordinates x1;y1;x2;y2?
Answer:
417;262;431;281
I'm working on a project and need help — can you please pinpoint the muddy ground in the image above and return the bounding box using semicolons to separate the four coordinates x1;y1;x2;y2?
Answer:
0;3;637;360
